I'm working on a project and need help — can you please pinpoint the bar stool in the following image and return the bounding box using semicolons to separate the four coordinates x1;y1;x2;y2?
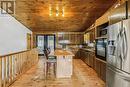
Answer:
44;49;56;78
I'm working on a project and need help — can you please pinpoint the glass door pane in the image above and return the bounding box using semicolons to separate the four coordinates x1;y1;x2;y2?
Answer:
37;36;44;54
47;36;55;52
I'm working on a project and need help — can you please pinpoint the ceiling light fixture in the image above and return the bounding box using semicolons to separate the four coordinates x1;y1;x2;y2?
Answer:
49;4;52;16
56;4;59;17
62;6;64;17
49;1;65;17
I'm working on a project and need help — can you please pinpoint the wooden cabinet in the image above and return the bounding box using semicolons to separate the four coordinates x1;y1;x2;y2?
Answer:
100;62;106;82
73;50;80;59
95;58;106;82
56;55;73;78
58;34;84;44
84;28;95;43
77;49;106;82
89;52;95;68
95;59;101;76
90;29;95;42
78;49;95;68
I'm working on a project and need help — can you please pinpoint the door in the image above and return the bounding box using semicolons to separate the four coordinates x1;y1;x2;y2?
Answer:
37;36;44;54
100;62;106;82
107;21;123;70
95;58;101;77
37;35;55;54
122;19;130;73
47;35;55;52
108;19;130;73
107;66;130;87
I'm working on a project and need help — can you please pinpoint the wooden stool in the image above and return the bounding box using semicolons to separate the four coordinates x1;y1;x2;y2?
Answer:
46;59;56;78
43;49;56;78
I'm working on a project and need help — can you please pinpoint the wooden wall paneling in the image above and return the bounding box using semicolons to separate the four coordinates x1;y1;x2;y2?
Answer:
4;57;6;87
9;56;13;83
18;53;22;74
1;58;4;87
14;55;17;79
0;57;2;87
12;55;15;81
17;54;20;75
0;48;38;87
17;54;20;76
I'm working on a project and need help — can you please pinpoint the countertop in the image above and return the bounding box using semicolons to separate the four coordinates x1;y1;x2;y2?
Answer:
80;48;95;53
49;50;74;56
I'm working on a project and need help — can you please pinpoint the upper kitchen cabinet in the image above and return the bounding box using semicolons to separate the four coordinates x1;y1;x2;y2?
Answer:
84;33;90;43
109;1;127;25
58;33;84;45
84;24;96;43
95;12;109;27
84;30;95;43
128;0;130;18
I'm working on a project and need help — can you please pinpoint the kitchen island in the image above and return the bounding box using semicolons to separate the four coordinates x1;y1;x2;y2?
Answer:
50;50;74;78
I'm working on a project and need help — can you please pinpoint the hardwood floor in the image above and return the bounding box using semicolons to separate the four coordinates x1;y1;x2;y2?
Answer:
9;57;105;87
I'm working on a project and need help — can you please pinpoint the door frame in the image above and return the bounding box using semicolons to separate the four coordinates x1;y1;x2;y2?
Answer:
36;34;56;50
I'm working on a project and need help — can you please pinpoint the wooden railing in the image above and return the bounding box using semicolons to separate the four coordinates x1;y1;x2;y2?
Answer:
0;48;39;87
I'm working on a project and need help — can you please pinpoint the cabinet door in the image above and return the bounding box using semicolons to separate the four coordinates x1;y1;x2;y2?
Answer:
100;62;106;82
82;51;86;61
74;51;80;59
95;59;101;77
89;53;94;68
80;50;83;60
86;52;90;66
84;51;88;65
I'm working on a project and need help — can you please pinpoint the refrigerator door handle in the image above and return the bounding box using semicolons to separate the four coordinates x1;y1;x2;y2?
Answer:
122;27;128;59
116;27;128;69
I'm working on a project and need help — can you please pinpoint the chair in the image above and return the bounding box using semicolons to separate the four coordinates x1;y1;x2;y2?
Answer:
43;49;56;78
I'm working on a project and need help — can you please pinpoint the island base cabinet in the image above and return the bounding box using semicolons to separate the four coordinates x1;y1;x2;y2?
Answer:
56;56;73;78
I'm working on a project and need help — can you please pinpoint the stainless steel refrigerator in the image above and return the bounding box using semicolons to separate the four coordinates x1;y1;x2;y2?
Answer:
107;19;130;87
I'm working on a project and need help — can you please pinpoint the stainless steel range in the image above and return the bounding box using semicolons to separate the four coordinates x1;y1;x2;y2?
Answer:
107;19;130;87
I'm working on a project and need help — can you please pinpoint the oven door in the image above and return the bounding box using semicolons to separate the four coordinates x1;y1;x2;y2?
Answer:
95;38;107;61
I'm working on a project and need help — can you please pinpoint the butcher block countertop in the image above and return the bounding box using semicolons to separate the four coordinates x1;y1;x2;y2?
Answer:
50;50;74;56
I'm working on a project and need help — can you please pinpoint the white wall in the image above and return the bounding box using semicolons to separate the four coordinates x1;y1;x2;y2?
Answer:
0;9;32;56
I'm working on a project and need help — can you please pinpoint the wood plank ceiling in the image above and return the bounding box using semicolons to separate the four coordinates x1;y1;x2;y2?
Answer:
14;0;117;32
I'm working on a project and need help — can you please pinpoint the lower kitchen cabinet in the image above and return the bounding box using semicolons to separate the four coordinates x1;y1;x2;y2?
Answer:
78;49;95;68
89;52;95;68
100;62;106;82
95;58;106;82
77;49;106;82
73;50;80;59
95;58;101;76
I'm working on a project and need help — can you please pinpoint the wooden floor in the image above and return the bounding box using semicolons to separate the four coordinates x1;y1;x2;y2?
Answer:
9;57;105;87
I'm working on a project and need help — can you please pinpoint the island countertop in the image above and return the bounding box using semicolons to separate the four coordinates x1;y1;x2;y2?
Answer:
50;49;74;78
50;50;74;56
